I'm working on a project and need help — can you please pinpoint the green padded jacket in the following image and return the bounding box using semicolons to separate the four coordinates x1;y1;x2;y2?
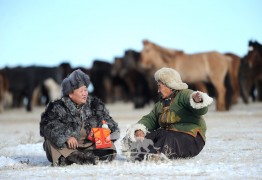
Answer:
137;89;212;141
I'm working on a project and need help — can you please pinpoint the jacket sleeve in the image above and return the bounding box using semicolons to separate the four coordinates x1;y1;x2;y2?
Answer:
137;103;161;131
121;103;160;143
180;89;213;116
189;91;213;110
40;101;80;148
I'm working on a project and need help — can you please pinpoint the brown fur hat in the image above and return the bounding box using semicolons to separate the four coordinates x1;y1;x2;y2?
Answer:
61;69;90;96
154;67;188;90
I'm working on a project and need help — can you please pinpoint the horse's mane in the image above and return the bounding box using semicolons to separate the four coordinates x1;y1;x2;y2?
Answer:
143;40;184;63
143;40;184;55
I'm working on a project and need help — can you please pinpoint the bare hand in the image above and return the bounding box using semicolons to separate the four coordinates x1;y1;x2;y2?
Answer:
193;92;203;103
135;129;145;137
67;136;78;149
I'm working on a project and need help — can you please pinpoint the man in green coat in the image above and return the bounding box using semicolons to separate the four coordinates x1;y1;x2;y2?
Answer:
121;67;213;161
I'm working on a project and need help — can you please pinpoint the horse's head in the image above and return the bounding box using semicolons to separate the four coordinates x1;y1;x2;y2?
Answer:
140;39;185;70
247;40;262;68
112;50;141;78
140;40;170;69
123;50;141;69
140;40;154;68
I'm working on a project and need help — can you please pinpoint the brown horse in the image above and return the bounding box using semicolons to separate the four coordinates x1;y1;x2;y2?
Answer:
239;40;262;103
140;40;233;111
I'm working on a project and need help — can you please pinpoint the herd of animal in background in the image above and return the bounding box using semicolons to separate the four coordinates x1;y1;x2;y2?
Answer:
0;40;261;113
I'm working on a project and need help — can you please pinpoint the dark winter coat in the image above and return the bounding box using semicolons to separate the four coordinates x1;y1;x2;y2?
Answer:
40;96;120;148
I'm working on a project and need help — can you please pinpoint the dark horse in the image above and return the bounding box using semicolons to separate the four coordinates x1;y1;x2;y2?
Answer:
239;40;262;103
3;66;63;111
111;50;153;108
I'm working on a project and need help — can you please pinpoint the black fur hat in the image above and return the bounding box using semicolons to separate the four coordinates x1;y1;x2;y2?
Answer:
61;69;90;96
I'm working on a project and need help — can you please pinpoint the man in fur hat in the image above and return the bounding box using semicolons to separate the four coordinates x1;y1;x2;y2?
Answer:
121;67;213;161
40;69;120;166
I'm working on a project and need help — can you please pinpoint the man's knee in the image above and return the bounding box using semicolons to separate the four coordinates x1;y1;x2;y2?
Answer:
43;140;53;162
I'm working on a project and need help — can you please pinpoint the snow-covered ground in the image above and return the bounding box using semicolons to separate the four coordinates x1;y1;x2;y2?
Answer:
0;100;261;179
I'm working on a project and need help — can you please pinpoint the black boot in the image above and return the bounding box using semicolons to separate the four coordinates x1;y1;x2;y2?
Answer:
59;156;72;166
67;151;98;165
93;149;116;162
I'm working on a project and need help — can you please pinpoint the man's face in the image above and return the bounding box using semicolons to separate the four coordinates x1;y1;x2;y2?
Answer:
157;81;173;99
69;85;88;105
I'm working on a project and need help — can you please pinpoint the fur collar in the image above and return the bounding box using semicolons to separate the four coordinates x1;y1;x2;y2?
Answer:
61;96;92;117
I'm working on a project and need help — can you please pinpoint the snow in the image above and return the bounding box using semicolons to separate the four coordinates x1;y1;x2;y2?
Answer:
0;100;261;179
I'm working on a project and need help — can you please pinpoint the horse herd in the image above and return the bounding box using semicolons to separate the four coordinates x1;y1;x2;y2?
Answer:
0;40;261;113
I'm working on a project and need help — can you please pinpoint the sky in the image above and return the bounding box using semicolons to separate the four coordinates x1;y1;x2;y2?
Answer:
0;0;261;69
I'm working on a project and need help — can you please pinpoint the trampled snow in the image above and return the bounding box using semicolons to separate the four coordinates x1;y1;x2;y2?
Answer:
0;101;261;179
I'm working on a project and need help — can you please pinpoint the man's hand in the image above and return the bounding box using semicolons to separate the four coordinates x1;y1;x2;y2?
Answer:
135;129;145;137
192;92;203;103
135;129;145;141
67;136;78;149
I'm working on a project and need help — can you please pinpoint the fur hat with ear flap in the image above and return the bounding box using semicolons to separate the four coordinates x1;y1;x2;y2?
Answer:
61;69;90;96
154;67;188;90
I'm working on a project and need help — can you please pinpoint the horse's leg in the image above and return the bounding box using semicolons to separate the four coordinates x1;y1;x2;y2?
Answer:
229;60;240;104
231;74;239;104
208;68;227;111
213;81;226;111
194;82;208;93
208;53;231;111
207;71;226;111
255;80;262;101
32;86;41;107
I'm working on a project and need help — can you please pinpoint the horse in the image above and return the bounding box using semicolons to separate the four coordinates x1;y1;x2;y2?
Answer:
239;40;262;103
3;66;63;111
140;40;234;111
111;50;153;108
32;78;62;107
89;60;115;103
